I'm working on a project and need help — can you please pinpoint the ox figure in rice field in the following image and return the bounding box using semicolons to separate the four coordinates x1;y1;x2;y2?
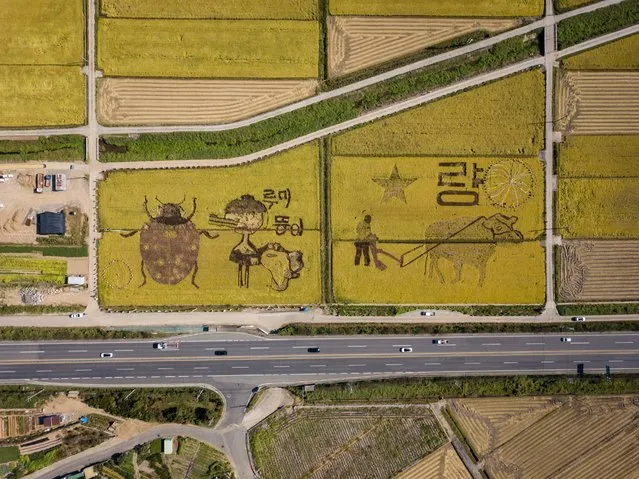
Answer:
121;196;218;288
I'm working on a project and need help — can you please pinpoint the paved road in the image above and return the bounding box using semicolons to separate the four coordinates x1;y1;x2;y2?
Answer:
1;334;636;381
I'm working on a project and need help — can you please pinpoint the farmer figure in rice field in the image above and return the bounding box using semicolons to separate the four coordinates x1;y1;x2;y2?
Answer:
218;194;267;288
354;214;387;271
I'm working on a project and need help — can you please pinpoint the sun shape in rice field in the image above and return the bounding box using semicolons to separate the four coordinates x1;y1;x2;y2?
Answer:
371;165;418;203
483;160;535;209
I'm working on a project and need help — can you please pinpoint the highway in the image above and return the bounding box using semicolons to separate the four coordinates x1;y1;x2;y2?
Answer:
1;334;637;382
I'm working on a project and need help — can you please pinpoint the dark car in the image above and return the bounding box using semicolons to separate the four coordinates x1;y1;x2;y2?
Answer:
214;350;228;356
307;347;321;353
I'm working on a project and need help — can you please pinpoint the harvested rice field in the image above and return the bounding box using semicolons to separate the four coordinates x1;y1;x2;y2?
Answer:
0;0;84;65
559;240;639;301
328;17;519;76
557;135;639;178
97;19;319;78
562;33;639;69
332;70;545;156
97;144;321;307
100;0;319;20
0;66;86;127
556;71;639;135
558;178;639;238
396;443;470;479
97;78;318;125
478;396;639;479
328;0;544;17
249;406;446;479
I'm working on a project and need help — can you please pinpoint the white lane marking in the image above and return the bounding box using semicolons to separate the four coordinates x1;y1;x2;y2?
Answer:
36;370;52;373
250;347;269;350
151;375;160;378
67;349;87;353
137;376;147;379
348;364;366;367
114;349;134;352
292;346;316;349
232;366;249;369
165;375;175;378
105;376;112;379
615;341;634;344
386;363;403;366
273;365;289;368
75;369;92;372
574;361;590;363
541;361;555;364
157;368;173;370
310;365;326;368
348;345;367;348
465;362;481;365
0;371;16;373
178;375;188;378
193;367;209;370
526;342;544;345
117;368;134;371
609;360;624;363
571;342;590;345
124;376;134;379
392;344;411;347
482;343;501;346
503;361;519;364
424;362;441;366
114;376;123;379
20;350;45;354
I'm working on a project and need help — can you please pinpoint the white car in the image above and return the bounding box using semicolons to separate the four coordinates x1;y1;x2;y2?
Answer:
69;313;86;318
433;339;449;345
420;311;436;317
400;347;413;353
100;352;113;358
571;316;586;322
561;337;572;342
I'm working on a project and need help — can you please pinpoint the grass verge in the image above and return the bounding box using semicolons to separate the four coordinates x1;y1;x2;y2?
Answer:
330;304;543;316
557;0;639;49
289;375;639;404
274;320;639;336
0;244;88;257
0;305;86;316
0;327;169;341
100;32;541;162
0;446;20;463
558;303;639;316
0;136;85;163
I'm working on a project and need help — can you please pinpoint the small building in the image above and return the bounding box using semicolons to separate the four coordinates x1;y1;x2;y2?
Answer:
37;212;65;235
66;275;86;286
54;173;67;191
161;437;177;455
82;466;97;479
38;415;61;427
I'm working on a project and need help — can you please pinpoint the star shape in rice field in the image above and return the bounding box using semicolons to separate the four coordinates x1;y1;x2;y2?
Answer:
371;165;417;203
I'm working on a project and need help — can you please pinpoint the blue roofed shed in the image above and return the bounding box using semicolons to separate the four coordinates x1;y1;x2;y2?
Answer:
37;212;65;235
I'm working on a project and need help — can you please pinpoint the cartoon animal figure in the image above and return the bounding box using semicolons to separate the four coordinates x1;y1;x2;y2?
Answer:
121;196;218;288
259;243;304;291
425;214;523;286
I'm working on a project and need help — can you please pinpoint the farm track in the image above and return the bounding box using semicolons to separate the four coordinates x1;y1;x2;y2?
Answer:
557;71;639;134
328;17;519;77
560;241;639;301
97;78;318;126
396;443;471;479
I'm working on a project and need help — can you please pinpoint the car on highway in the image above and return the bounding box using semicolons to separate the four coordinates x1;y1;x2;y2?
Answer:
561;337;572;342
214;350;228;356
307;347;321;353
420;311;436;316
571;316;586;322
433;339;448;345
69;313;86;318
399;347;413;353
100;352;113;358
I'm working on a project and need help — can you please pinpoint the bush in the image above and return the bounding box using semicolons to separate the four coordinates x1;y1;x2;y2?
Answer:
0;327;168;340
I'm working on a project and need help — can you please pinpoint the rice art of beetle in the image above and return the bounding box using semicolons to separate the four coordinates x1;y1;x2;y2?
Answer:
121;196;218;288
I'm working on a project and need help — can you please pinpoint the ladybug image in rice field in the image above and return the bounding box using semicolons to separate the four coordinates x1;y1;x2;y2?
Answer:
121;196;218;288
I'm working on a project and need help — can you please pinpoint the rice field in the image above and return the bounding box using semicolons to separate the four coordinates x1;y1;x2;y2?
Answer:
0;0;84;65
250;406;446;479
328;0;544;17
332;70;545;156
556;71;639;135
559;240;639;301
562;33;639;69
97;18;319;78
558;178;639;238
396;443;470;479
0;256;67;286
100;0;319;20
97;144;321;307
0;66;86;127
480;396;639;479
97;78;318;125
328;17;519;77
557;135;639;178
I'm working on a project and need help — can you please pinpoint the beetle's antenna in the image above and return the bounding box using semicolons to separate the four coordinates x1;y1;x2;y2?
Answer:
177;195;186;205
155;196;163;205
